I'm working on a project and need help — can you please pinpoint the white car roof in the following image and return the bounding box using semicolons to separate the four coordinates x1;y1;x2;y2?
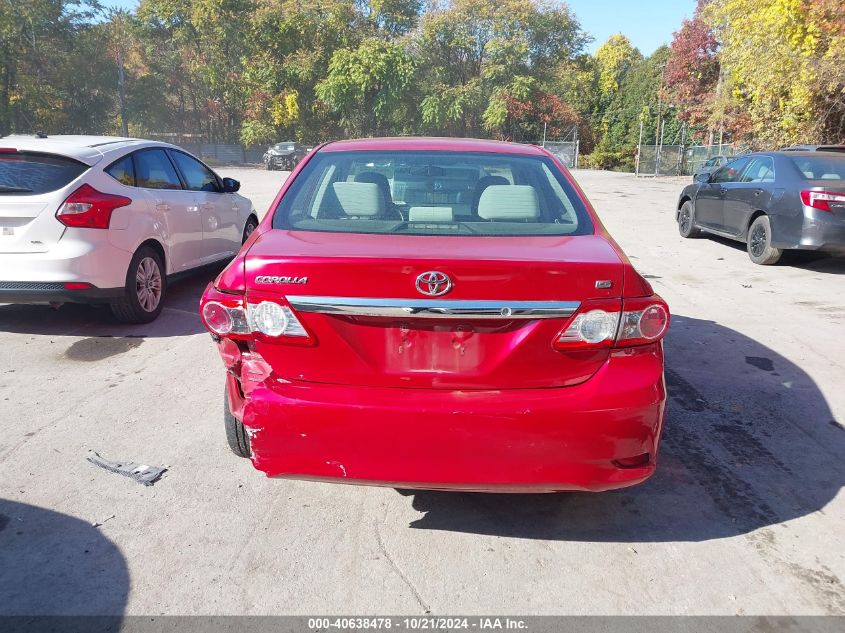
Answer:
0;135;169;165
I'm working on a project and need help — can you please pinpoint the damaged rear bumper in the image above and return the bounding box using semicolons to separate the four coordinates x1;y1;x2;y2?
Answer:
222;342;667;492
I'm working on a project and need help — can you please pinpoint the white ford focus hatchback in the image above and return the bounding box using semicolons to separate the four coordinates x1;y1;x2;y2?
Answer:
0;135;258;323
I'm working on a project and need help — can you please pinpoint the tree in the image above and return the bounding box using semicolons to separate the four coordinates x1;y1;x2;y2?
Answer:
703;0;845;145
665;1;720;142
0;0;113;135
239;0;366;144
316;38;417;137
594;34;641;100
414;0;587;136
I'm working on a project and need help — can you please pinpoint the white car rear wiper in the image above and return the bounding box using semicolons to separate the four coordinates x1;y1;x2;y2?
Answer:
0;185;33;193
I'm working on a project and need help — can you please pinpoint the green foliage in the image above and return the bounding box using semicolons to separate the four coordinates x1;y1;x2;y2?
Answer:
0;0;114;135
11;0;839;168
316;38;416;137
580;149;634;172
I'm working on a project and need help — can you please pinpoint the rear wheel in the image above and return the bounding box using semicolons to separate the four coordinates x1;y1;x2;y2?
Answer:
224;387;251;458
678;201;701;238
242;216;259;244
110;246;166;323
747;215;782;265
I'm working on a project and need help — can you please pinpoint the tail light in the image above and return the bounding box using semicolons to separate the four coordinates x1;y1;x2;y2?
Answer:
554;296;669;350
56;184;131;229
200;287;313;345
800;190;845;212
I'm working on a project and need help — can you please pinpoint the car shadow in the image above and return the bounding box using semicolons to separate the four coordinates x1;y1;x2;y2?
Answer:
704;234;845;273
401;315;844;542
0;262;226;339
0;499;128;624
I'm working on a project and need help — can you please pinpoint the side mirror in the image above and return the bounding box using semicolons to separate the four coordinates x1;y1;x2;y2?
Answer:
222;177;240;193
694;172;711;184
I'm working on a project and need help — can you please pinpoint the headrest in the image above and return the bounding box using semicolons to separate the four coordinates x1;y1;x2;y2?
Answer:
408;207;454;222
331;182;385;217
477;185;540;221
355;172;392;202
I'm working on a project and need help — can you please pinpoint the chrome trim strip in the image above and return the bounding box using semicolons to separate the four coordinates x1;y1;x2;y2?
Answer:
286;296;580;319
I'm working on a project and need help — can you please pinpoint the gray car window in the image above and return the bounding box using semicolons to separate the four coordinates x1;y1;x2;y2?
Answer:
711;157;751;183
741;157;775;183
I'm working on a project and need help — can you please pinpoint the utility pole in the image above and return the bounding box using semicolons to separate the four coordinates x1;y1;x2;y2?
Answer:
636;119;644;176
542;121;547;147
117;48;128;137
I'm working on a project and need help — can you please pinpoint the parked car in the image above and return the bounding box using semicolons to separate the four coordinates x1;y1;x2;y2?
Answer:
692;155;729;181
0;135;258;323
780;144;845;153
262;142;306;171
676;151;845;264
200;137;670;492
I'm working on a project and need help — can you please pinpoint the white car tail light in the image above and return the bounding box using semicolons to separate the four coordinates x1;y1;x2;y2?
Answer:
248;302;308;338
200;286;312;343
554;297;669;350
556;309;620;348
56;183;131;229
800;190;845;212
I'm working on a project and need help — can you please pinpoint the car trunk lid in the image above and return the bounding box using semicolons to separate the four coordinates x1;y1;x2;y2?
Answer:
245;230;624;390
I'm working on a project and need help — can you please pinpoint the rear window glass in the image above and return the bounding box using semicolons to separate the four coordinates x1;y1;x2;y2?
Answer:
0;152;87;195
790;156;845;180
273;151;593;236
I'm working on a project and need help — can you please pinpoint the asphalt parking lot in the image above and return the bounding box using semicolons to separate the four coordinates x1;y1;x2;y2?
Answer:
2;167;844;616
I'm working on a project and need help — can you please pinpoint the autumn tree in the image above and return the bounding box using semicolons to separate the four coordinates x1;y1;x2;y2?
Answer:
703;0;845;145
665;0;721;142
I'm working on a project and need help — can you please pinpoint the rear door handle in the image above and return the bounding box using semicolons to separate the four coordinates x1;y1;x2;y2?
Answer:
155;202;170;211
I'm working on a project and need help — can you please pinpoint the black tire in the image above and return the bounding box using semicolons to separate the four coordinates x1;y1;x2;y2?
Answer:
678;201;701;238
110;246;166;323
224;387;251;458
242;216;259;244
747;215;783;265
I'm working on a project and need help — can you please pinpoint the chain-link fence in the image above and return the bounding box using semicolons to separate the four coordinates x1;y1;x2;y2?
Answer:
683;144;738;177
636;143;746;177
147;134;266;164
540;141;579;168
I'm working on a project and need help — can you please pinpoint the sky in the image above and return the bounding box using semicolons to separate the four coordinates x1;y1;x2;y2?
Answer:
568;0;697;54
101;0;697;56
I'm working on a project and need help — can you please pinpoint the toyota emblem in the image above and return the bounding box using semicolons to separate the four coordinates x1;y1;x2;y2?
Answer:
415;271;452;297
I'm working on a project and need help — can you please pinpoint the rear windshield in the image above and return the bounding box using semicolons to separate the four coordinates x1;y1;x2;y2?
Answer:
790;155;845;180
0;152;88;195
273;150;593;236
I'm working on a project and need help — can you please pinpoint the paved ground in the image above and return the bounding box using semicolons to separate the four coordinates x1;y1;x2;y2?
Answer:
2;167;844;616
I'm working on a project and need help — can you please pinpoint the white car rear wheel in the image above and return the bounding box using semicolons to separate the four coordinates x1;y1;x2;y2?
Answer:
110;246;167;323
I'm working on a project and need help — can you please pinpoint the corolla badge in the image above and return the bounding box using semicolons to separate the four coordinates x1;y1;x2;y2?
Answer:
254;275;308;285
415;271;452;297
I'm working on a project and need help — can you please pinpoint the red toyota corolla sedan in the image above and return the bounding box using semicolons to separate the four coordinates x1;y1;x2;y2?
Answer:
200;138;669;492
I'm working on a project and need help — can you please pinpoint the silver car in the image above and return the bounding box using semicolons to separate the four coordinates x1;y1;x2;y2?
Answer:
0;135;258;322
676;151;845;264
